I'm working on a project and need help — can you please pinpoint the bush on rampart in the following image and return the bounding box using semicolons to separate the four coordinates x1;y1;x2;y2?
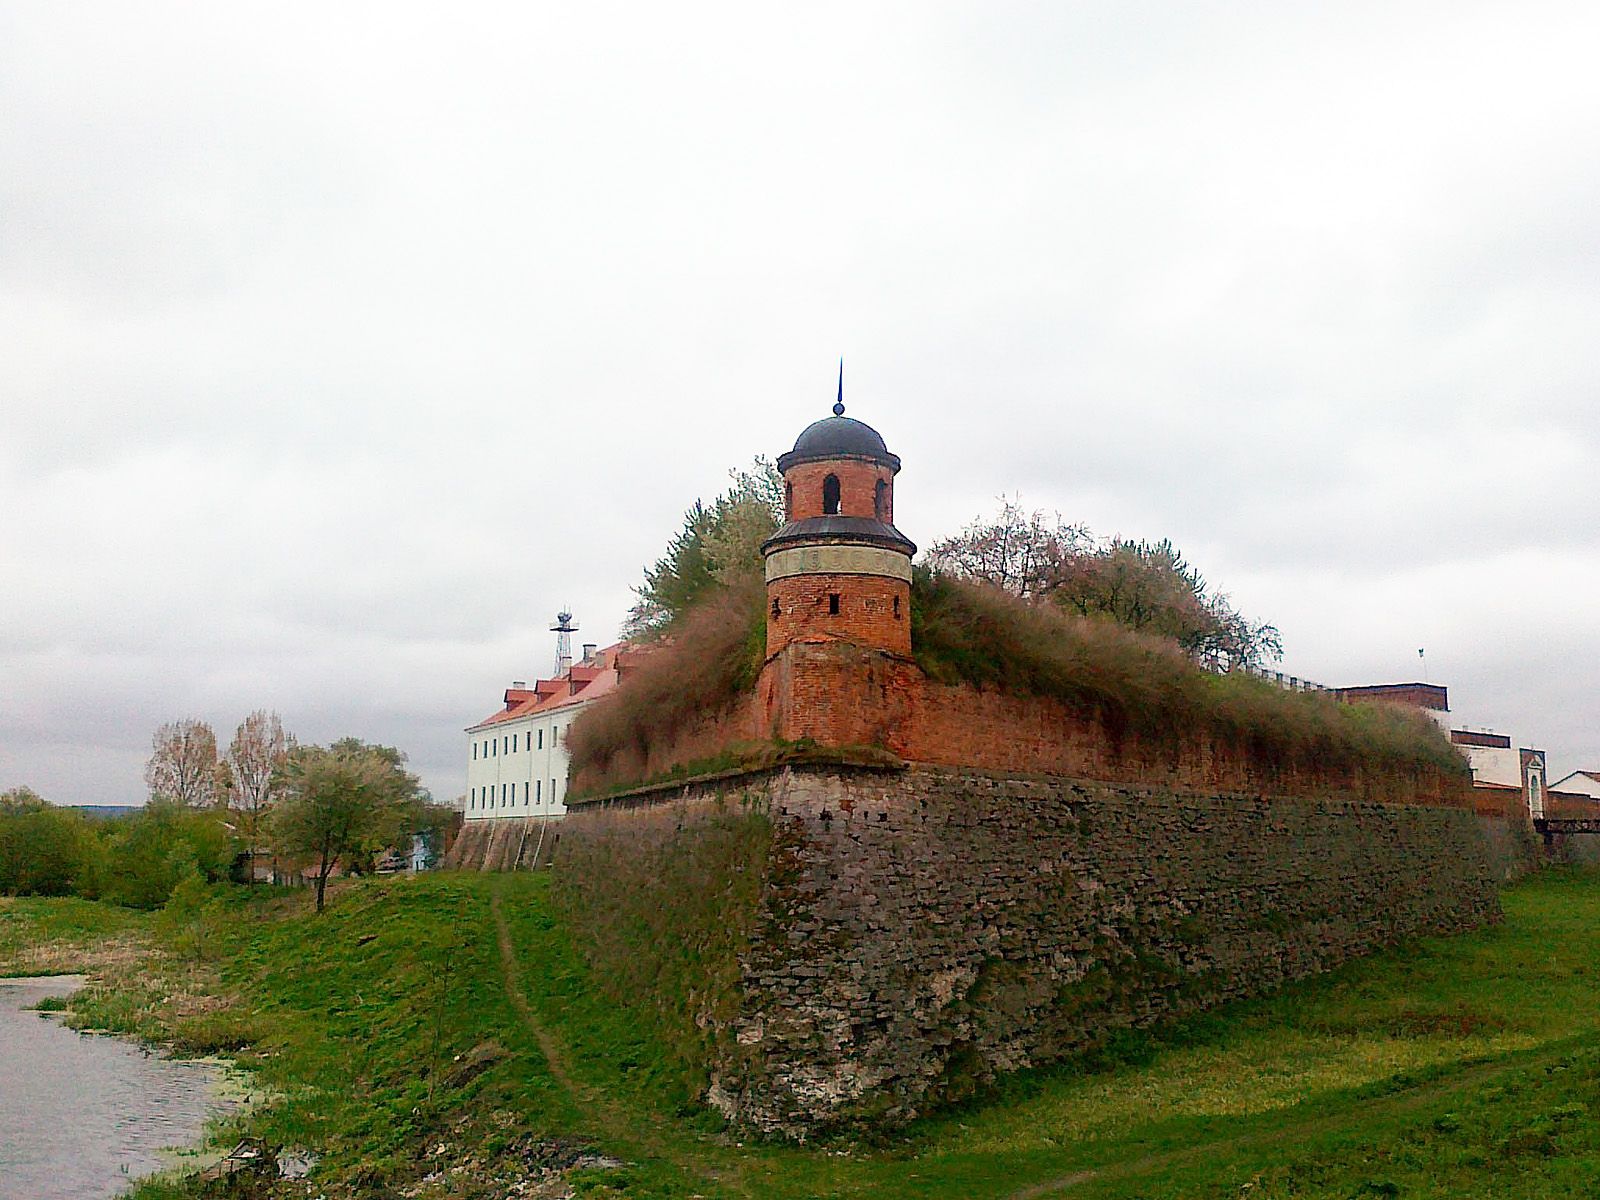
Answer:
566;582;765;788
911;569;1468;781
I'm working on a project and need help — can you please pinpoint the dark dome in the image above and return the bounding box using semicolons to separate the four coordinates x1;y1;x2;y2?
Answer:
777;414;900;472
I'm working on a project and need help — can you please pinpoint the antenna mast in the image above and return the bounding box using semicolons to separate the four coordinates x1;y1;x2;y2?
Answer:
551;609;578;675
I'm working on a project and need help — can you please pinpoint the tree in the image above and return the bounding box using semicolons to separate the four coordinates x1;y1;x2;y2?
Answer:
144;719;221;807
0;788;103;898
927;506;1282;672
225;710;292;882
625;458;784;636
924;500;1091;598
99;803;233;909
271;739;427;912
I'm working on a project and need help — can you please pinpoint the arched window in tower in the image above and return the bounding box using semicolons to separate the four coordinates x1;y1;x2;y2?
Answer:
784;480;793;519
874;479;889;520
822;473;841;515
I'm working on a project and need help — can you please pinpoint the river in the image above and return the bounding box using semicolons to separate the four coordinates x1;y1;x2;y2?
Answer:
0;975;235;1200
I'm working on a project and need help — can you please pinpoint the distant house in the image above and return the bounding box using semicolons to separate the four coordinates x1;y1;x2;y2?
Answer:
463;642;634;823
1551;770;1600;801
1327;682;1557;821
1448;730;1547;819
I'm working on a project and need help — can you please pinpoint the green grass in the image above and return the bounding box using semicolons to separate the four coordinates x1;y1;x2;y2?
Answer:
5;870;1600;1198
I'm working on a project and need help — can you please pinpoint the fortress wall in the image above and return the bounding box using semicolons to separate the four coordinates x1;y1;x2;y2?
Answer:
559;764;1499;1138
567;701;764;798
442;817;561;871
755;642;1469;808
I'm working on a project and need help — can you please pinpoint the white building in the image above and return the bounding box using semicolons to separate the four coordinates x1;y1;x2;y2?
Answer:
1551;770;1600;801
1449;728;1547;818
463;643;624;821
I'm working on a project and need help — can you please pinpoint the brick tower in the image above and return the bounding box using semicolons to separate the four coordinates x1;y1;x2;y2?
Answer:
762;395;916;658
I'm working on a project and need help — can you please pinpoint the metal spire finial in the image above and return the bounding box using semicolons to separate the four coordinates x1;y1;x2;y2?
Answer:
832;358;845;416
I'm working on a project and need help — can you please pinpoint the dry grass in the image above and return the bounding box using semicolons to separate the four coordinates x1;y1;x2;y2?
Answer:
911;570;1468;779
566;582;765;788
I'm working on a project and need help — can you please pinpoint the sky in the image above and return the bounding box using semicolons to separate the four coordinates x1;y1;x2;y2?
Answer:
3;1;1597;806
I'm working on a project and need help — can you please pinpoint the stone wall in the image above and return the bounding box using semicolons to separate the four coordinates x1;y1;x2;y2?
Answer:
559;764;1499;1138
443;816;561;871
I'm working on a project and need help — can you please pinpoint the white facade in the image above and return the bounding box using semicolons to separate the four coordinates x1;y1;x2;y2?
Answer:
463;643;625;822
1552;771;1600;800
464;707;579;819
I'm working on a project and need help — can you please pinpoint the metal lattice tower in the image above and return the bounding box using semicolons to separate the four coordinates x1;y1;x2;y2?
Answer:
550;609;578;675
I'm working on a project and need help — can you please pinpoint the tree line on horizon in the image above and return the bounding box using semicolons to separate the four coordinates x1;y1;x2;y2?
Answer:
1;713;452;913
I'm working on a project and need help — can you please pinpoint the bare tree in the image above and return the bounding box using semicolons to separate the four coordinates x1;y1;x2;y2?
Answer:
144;719;221;808
928;505;1282;673
924;501;1092;598
226;710;292;883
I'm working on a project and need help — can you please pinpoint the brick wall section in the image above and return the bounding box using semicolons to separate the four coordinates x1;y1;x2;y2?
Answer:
573;644;1470;806
560;764;1501;1138
751;642;1469;807
783;460;894;521
766;574;911;658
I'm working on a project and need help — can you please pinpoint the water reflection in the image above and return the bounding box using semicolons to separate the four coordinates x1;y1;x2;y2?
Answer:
0;975;231;1200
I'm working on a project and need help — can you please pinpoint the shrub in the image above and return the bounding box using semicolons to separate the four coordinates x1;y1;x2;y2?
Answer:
567;582;765;788
0;801;103;898
911;568;1467;779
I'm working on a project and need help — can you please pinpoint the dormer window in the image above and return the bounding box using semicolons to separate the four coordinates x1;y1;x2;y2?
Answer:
823;473;841;515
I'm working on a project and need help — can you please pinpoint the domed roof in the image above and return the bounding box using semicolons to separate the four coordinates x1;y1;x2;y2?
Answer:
777;410;901;472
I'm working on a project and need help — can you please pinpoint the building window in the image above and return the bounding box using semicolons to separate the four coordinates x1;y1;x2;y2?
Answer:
537;729;543;750
823;473;841;515
472;743;477;760
785;480;793;518
875;479;888;520
771;597;780;617
524;782;530;802
551;778;558;803
828;593;841;615
512;733;518;752
893;595;901;618
536;779;542;802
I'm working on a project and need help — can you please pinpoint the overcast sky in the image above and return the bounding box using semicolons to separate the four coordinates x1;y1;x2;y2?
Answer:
4;1;1597;806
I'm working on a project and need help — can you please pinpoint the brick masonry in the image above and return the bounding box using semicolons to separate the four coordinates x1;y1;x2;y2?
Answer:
579;641;1471;809
561;763;1501;1138
766;573;911;658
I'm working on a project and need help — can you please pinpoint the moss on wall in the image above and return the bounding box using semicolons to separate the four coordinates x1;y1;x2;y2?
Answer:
551;789;773;1101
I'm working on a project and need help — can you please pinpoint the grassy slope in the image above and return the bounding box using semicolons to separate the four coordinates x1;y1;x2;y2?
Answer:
3;869;1600;1199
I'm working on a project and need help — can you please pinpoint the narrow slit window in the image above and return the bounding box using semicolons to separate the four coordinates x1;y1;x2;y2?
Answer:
893;595;901;618
784;480;793;518
828;593;841;615
875;479;888;520
822;473;841;515
771;597;781;617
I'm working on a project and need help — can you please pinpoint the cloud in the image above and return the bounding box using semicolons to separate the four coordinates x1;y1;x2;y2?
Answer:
3;1;1598;803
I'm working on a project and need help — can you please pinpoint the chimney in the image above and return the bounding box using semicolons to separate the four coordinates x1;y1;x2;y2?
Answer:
512;680;526;689
581;643;597;662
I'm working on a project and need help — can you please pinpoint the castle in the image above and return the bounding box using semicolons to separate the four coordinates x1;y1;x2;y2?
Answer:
549;400;1500;1138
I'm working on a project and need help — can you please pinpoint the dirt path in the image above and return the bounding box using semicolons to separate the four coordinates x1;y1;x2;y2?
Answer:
489;890;748;1197
1006;1040;1587;1199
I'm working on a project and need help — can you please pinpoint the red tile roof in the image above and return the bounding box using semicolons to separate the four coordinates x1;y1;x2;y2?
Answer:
465;644;638;732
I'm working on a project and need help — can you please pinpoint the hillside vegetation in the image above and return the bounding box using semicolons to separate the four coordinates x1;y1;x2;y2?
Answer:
6;868;1600;1198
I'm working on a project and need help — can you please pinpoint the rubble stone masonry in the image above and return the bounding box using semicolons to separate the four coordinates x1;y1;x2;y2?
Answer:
561;763;1500;1138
